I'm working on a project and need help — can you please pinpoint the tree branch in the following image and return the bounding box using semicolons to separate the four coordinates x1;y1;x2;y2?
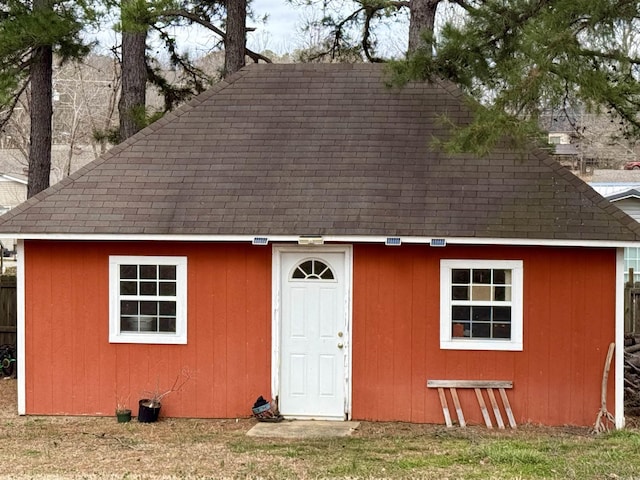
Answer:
362;6;385;62
158;9;271;64
0;78;29;132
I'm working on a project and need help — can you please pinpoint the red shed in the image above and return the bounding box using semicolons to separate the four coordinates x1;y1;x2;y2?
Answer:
0;64;638;427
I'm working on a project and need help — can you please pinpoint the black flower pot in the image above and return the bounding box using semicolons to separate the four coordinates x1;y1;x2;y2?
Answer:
138;399;161;423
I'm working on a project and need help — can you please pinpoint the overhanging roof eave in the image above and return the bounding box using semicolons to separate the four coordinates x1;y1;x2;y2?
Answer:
7;232;640;249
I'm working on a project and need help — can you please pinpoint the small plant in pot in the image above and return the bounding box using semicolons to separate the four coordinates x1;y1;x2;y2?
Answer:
138;368;191;423
115;395;131;423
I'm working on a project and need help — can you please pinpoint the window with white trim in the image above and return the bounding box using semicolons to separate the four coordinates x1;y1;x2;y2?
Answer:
440;260;523;351
109;256;187;344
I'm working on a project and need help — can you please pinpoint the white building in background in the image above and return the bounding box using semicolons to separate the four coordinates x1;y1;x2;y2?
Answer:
0;173;27;254
591;179;640;283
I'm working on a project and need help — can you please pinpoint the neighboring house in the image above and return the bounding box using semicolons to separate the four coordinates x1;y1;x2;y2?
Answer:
1;64;639;428
591;181;640;284
0;173;27;216
547;132;580;170
0;173;27;253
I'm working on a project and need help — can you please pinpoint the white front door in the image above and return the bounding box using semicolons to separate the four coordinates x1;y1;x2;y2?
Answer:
277;248;350;419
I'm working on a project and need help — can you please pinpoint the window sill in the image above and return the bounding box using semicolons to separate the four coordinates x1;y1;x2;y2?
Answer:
109;332;187;345
440;339;523;351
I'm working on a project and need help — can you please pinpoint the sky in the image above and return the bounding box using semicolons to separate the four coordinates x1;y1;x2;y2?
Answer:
169;0;310;57
244;0;409;57
92;0;408;60
247;0;305;54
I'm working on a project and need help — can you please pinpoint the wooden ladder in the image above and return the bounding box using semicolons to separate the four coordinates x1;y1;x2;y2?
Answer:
427;380;517;429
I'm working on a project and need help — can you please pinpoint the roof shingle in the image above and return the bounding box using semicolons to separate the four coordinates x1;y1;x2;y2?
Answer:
0;63;638;242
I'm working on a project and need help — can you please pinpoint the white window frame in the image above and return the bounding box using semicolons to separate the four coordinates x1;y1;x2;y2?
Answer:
440;259;523;351
109;256;187;344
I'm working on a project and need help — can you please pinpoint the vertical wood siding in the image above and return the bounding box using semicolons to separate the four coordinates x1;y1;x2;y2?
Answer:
24;241;616;426
24;241;271;417
351;244;617;426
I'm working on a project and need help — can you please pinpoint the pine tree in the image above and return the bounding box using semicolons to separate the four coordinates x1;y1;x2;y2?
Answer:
0;0;94;197
296;0;640;152
393;0;640;152
115;0;269;142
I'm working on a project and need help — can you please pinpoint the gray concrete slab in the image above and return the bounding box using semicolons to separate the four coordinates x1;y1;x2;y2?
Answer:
246;420;360;439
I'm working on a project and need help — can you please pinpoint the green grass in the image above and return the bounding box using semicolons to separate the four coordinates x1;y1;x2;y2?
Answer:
228;428;640;479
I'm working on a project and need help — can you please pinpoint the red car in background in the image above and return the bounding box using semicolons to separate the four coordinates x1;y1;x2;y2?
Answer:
624;161;640;170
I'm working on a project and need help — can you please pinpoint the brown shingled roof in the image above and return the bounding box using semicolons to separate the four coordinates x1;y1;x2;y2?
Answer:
0;63;638;242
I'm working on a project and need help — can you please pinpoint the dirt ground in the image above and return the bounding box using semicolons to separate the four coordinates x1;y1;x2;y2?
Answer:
0;377;616;479
0;377;454;479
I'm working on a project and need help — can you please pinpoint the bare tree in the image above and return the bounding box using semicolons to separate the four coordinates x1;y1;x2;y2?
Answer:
53;57;121;176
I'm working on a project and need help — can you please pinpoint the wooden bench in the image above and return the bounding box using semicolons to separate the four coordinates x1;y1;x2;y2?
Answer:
427;380;517;429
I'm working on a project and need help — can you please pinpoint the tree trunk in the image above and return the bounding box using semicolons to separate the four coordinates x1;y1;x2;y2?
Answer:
408;0;440;54
27;5;53;199
118;5;147;142
224;0;247;77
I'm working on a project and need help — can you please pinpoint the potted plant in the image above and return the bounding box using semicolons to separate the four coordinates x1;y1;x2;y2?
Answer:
115;396;131;423
138;369;191;423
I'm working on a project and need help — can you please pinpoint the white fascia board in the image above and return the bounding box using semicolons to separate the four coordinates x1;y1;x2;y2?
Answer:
0;174;27;185
16;240;25;415
609;194;640;202
9;232;640;249
615;248;625;429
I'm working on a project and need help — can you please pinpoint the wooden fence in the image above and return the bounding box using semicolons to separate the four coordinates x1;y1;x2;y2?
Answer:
0;276;16;346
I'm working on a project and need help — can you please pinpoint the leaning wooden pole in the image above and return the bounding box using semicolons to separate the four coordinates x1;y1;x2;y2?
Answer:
593;342;616;433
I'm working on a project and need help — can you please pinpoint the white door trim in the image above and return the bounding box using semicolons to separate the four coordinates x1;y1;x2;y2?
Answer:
271;244;353;420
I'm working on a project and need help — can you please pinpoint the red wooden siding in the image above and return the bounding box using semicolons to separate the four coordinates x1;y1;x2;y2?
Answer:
23;240;271;417
351;244;617;426
24;240;616;426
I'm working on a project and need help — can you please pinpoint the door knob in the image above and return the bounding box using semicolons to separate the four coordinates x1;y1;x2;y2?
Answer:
337;343;344;349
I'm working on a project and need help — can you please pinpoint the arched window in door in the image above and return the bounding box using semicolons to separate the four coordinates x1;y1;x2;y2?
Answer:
291;259;335;280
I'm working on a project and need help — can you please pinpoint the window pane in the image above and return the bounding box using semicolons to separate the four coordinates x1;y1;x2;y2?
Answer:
121;300;138;315
452;286;469;300
472;269;491;284
140;301;157;315
140;265;157;279
120;265;137;279
472;285;491;301
471;323;491;338
159;317;176;332
493;269;506;284
159;301;176;316
159;282;176;296
159;265;176;280
452;269;470;284
493;306;511;322
120;281;137;295
452;323;468;337
139;317;158;332
299;261;313;275
319;266;334;280
120;317;138;332
494;286;512;302
452;306;470;321
472;306;491;321
493;323;511;338
140;282;157;295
